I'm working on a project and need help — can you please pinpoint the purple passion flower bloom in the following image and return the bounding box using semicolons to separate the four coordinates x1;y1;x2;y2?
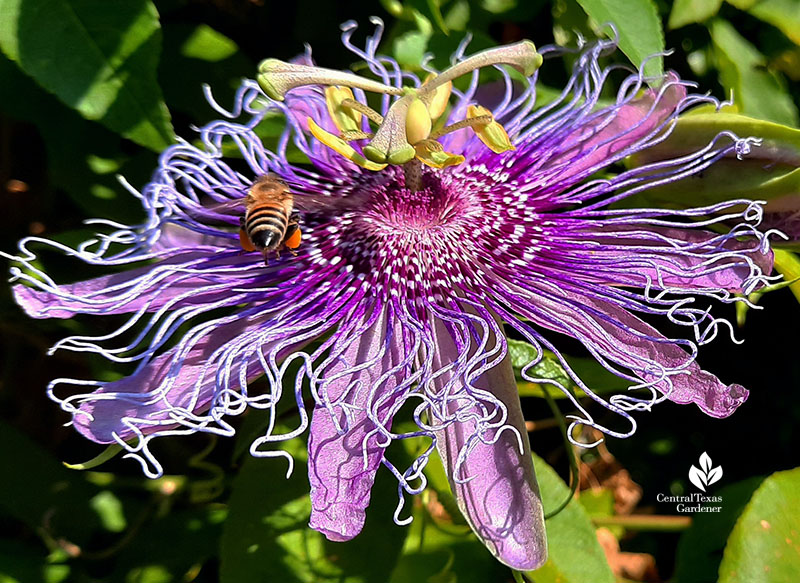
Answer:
5;21;776;570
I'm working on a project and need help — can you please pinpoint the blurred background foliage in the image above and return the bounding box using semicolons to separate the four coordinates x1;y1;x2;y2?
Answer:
1;0;799;582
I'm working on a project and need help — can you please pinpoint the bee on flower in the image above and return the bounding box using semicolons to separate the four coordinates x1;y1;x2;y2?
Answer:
3;19;776;570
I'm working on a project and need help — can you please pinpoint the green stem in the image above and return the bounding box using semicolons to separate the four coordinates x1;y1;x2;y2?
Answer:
403;158;423;192
592;515;692;532
542;386;580;520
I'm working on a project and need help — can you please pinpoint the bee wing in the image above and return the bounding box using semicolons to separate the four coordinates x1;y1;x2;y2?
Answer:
182;198;246;224
292;192;369;214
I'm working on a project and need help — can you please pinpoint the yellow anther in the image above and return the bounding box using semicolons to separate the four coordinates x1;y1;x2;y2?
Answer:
422;74;452;120
325;86;362;133
405;98;433;146
467;105;515;153
414;140;465;169
307;118;388;171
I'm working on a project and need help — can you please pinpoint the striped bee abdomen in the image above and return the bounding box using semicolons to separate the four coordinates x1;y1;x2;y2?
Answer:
245;204;288;251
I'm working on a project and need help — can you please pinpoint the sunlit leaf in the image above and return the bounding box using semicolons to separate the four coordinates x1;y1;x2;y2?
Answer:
180;24;237;62
394;30;431;68
160;22;254;122
744;0;800;46
668;0;723;29
0;53;151;222
724;0;757;8
526;454;615;582
625;112;800;210
90;491;127;533
574;0;664;79
773;249;800;304
443;0;470;31
482;0;517;13
710;19;799;125
673;477;764;583
718;468;800;582
0;0;174;150
221;437;407;583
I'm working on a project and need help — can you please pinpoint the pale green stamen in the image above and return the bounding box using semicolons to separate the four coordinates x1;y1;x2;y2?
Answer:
257;40;542;179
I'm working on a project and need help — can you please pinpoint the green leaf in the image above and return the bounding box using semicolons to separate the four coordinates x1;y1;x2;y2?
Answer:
443;0;470;31
526;454;615;583
221;437;408;583
389;516;506;583
111;507;225;582
160;22;254;122
624;112;800;210
773;249;800;304
508;339;628;398
393;30;431;68
482;0;518;13
180;24;237;62
636;111;800;164
710;19;799;125
387;422;507;582
724;0;757;8
0;53;153;222
746;0;800;46
673;477;765;583
0;0;174;150
574;0;664;79
0;540;64;583
667;0;723;29
89;491;127;533
553;0;594;50
718;468;800;582
0;422;102;544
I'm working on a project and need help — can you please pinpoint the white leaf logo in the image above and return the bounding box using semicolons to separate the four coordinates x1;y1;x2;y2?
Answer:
689;452;723;492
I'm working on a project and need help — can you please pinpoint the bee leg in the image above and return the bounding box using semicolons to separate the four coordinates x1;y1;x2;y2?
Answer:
283;219;301;258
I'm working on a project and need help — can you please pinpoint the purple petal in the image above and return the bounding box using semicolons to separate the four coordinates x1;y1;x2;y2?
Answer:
73;318;255;443
14;255;213;318
560;76;685;175
432;322;547;570
517;75;686;192
560;222;773;292
525;285;748;418
307;307;405;541
14;230;262;319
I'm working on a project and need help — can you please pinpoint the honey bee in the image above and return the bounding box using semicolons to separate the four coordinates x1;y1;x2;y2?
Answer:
190;173;364;265
238;174;300;263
